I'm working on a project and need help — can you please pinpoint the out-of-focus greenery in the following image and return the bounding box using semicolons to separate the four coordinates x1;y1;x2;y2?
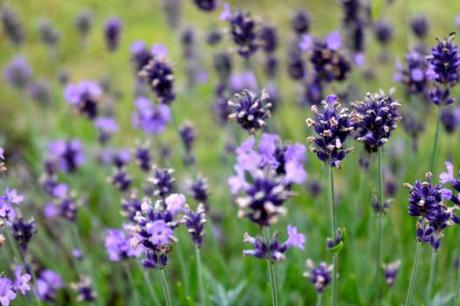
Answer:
1;0;460;305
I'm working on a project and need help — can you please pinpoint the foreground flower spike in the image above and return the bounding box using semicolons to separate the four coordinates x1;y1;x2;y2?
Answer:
353;91;401;153
303;259;333;293
383;260;401;287
193;0;219;12
306;95;354;168
104;17;122;52
36;270;63;302
139;57;176;104
243;225;305;261
223;5;259;58
184;204;206;248
228;89;272;134
64;81;102;119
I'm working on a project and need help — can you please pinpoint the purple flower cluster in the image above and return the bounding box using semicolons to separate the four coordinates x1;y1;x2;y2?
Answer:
405;172;459;250
104;228;142;261
306;95;354;168
64;81;102;119
353;91;401;153
47;139;85;173
228;89;272;133
395;50;429;94
303;259;333;293
0;266;31;306
1;7;24;46
0;188;24;223
184;203;206;247
4;56;32;89
104;17;122;52
35;270;63;302
132;96;171;134
139;57;175;104
222;4;258;58
243;225;305;262
383;260;400;287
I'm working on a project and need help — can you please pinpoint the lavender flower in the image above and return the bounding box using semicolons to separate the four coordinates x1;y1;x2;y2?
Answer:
426;34;460;87
353;91;401;153
130;41;153;73
64;80;102;119
374;20;393;46
228;89;272;133
104;17;122;52
259;24;278;53
13;266;31;295
111;168;132;192
104;228;142;261
184;204;206;247
193;0;219;12
395;50;428;94
38;19;60;47
132;96;171;134
35;270;63;302
229;71;257;93
75;9;93;38
310;37;351;83
139;58;175;104
383;260;400;287
291;10;310;35
4;56;32;89
306;95;354;168
95;117;118;144
303;260;333;293
224;5;259;58
148;167;175;199
213;51;232;83
243;225;305;261
135;145;152;172
179;121;196;160
0;277;17;306
410;14;429;39
72;277;96;302
1;7;24;46
189;176;210;209
0;188;24;222
28;79;51;105
11;218;36;251
287;46;306;81
47;139;85;173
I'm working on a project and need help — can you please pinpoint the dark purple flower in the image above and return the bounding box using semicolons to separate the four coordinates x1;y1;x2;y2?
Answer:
291;10;310;35
374;20;393;46
193;0;219;12
104;17;122;52
130;41;153;72
213;52;232;82
148;167;175;199
47;139;85;173
206;30;222;45
287;47;306;81
4;56;32;89
179;122;196;164
395;50;429;94
304;260;333;293
306;95;354;168
259;24;277;53
184;204;206;247
441;107;459;134
75;9;93;37
111;168;132;192
135;145;152;172
64;81;102;119
1;7;24;46
12;218;36;251
225;6;259;58
139;58;175;104
189;176;210;209
310;39;351;83
72;277;96;302
228;89;272;133
426;34;460;86
353;91;401;153
410;14;429;39
429;86;454;106
383;260;400;287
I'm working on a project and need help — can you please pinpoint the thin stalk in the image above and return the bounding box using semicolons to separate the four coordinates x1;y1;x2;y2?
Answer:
404;242;423;306
426;250;437;306
124;264;141;306
141;268;161;305
263;227;279;306
328;166;338;306
429;107;442;174
195;248;206;306
455;255;460;306
316;294;323;306
375;148;385;295
159;269;173;306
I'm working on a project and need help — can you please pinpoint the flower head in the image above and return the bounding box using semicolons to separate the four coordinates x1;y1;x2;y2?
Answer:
184;204;206;247
303;260;333;293
426;34;460;86
226;8;259;58
193;0;219;11
228;89;272;133
35;270;62;301
64;81;102;119
104;17;122;51
132;96;171;134
139;59;175;104
4;56;31;89
104;229;142;261
383;260;401;287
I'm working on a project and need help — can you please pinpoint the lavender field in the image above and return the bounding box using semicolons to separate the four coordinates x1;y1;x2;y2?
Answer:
1;0;460;305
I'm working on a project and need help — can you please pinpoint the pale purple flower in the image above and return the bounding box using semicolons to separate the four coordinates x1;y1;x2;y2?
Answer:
220;3;231;21
64;81;101;105
3;189;24;204
151;44;168;59
0;148;4;160
132;96;171;134
13;266;31;295
35;270;62;301
285;225;306;250
259;133;279;167
0;278;16;306
43;203;58;220
299;34;313;51
104;229;142;261
440;161;456;184
95;117;118;137
227;166;248;194
3;56;31;89
165;193;186;217
325;31;341;50
235;137;261;171
146;220;173;246
230;71;257;93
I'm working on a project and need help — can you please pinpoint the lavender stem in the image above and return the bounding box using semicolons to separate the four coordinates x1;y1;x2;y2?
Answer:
195;248;207;306
375;147;384;297
328;165;338;306
404;242;423;306
263;227;278;306
426;250;437;306
159;269;173;306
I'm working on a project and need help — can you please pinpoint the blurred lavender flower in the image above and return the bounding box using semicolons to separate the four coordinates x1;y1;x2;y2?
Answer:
410;14;429;40
374;20;393;46
427;34;460;87
230;71;257;93
64;80;102;119
306;95;354;168
287;46;306;81
214;51;233;83
291;10;310;35
0;188;24;222
243;225;305;261
95;117;118;144
104;17;122;52
72;277;96;302
441;107;459;134
161;0;182;30
132;96;171;134
130;41;153;73
189;176;210;210
13;266;31;295
28;79;51;105
223;5;259;58
303;259;333;293
184;204;206;247
228;89;271;133
135;145;152;172
38;19;60;47
1;7;24;46
11;218;36;251
395;50;428;94
47;139;85;173
4;56;32;89
104;228;142;261
35;270;63;302
0;277;17;306
383;260;400;287
148;167;176;199
179;121;196;165
194;0;219;12
139;57;175;104
353;91;401;153
111;168;132;192
75;9;93;38
259;24;277;53
310;35;350;83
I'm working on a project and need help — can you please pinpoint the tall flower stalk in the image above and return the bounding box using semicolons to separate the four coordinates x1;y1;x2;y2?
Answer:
404;242;422;306
159;270;173;306
328;166;338;306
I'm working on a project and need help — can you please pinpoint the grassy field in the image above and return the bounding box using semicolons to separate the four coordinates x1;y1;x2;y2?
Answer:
1;0;460;305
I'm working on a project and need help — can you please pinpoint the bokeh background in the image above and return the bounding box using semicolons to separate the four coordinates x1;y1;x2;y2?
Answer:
1;0;460;305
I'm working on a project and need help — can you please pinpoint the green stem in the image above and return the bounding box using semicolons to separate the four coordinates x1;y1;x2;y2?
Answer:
426;250;437;306
316;293;323;306
124;264;141;306
328;166;338;306
141;268;161;305
263;227;279;306
455;255;460;306
159;269;173;306
375;148;384;296
195;248;206;306
430;107;442;174
404;242;423;306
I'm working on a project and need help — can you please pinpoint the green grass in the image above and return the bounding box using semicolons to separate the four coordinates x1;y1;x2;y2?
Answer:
1;0;460;305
